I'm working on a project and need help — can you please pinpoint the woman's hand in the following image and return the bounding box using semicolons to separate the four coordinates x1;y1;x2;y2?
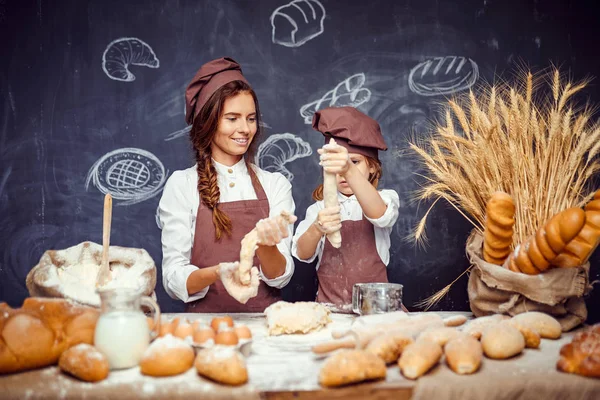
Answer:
255;214;298;246
313;206;342;235
318;142;350;175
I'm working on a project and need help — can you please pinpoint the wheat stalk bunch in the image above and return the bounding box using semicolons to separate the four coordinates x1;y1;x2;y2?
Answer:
410;68;600;309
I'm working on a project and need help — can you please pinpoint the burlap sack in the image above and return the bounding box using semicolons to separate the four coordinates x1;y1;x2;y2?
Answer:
466;231;591;331
26;241;157;308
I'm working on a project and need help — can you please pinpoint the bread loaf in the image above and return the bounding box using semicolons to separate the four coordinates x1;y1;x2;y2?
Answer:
583;190;600;212
443;315;468;327
140;334;194;377
398;339;443;379
417;327;461;347
58;343;109;382
511;311;562;339
507;208;586;274
462;314;509;339
557;324;600;378
444;334;482;375
481;323;525;359
553;210;600;268
195;346;248;386
483;192;515;265
504;319;541;349
0;298;99;374
319;350;386;387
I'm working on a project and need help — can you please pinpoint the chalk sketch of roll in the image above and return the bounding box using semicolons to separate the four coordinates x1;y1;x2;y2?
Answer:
255;133;312;181
408;56;479;97
271;0;326;48
102;37;160;82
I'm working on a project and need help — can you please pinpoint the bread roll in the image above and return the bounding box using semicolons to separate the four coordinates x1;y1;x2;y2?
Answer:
398;339;443;379
508;208;586;274
417;327;461;347
483;192;515;265
511;312;562;339
557;324;600;378
553;210;600;268
58;344;109;382
195;346;248;386
139;334;194;377
462;314;509;339
504;319;541;349
481;323;525;359
444;334;482;374
319;350;386;387
0;298;99;374
443;315;468;327
365;332;413;364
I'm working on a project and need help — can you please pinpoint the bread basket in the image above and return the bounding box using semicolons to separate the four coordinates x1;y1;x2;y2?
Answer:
26;241;157;307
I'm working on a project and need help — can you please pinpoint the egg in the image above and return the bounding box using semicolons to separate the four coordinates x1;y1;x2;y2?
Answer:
210;316;234;332
193;327;216;344
173;321;194;339
146;317;155;331
234;325;252;340
214;328;239;346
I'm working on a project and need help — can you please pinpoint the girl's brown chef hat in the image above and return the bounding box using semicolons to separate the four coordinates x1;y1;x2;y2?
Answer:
185;57;249;125
312;106;388;160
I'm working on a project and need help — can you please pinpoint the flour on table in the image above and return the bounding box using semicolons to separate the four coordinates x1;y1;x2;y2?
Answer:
264;301;331;336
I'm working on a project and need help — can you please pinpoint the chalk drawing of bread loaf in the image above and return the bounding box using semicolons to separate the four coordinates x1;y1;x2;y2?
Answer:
270;0;326;48
408;56;479;97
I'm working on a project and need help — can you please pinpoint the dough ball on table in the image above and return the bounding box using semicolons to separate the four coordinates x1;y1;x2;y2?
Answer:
264;301;331;336
195;346;248;386
511;312;562;339
481;323;525;359
59;344;109;382
398;340;443;380
139;334;195;377
319;350;387;388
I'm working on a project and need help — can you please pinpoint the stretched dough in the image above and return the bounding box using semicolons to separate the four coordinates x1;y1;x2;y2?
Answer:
219;262;259;304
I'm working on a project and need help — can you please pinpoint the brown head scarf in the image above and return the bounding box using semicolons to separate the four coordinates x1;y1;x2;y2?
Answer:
185;57;249;125
312;106;388;160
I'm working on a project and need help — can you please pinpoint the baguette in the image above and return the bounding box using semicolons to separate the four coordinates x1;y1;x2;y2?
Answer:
507;208;586;274
483;192;515;265
0;298;99;374
511;311;562;339
553;210;600;268
319;350;386;387
583;190;600;212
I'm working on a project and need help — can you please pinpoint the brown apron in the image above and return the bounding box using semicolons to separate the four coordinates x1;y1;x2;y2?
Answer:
185;169;282;313
316;217;388;305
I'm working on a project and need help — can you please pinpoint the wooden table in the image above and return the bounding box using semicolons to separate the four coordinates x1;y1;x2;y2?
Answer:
1;312;599;400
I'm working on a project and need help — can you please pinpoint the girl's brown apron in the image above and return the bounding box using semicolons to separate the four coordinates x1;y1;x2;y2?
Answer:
185;170;282;312
316;217;388;305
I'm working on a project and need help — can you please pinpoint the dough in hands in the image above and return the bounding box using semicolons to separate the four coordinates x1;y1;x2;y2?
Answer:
219;262;260;304
264;301;331;335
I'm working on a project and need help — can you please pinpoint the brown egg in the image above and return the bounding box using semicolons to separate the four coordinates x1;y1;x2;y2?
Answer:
146;317;155;331
173;321;194;339
214;328;239;346
234;325;252;340
193;326;216;344
192;320;207;331
159;317;180;337
210;316;234;332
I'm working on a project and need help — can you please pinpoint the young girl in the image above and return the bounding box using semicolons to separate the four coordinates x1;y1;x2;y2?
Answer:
159;57;296;312
292;106;399;307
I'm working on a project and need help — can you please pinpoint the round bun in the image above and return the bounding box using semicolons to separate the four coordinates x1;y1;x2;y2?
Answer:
58;343;109;382
139;334;195;377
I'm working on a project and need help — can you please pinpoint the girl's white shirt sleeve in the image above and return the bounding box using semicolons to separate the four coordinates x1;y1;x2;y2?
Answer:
292;189;400;271
159;160;296;303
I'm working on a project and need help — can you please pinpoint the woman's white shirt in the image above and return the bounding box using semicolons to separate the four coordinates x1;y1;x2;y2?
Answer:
159;159;295;303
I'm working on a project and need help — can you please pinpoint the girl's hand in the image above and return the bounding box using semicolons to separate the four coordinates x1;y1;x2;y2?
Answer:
218;262;259;304
256;214;297;246
313;205;342;235
318;142;350;175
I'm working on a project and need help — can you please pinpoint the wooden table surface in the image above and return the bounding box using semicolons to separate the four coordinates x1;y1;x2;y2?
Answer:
1;311;599;400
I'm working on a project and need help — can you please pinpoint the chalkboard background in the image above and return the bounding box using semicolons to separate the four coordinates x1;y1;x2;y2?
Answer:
1;0;598;323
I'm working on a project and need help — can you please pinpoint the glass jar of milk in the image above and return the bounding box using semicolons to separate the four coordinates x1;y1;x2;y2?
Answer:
94;287;161;370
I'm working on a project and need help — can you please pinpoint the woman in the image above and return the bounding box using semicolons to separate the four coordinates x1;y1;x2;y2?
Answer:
292;107;399;307
159;57;296;312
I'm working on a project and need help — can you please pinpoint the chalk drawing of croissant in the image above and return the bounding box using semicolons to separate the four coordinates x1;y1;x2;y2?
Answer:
102;37;160;82
408;56;479;96
255;133;312;181
299;73;372;124
271;0;326;48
